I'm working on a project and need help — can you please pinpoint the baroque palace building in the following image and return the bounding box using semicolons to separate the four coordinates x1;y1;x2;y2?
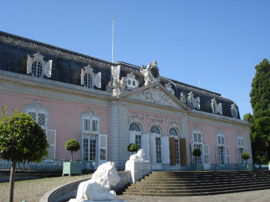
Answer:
0;31;251;170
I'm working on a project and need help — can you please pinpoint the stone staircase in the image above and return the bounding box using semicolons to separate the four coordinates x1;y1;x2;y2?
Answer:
121;171;270;196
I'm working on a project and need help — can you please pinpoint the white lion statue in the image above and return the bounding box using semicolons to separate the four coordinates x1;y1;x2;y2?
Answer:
129;149;147;162
72;161;120;201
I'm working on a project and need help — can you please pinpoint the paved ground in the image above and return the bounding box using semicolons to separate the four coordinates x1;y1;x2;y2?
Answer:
118;190;270;202
1;174;270;202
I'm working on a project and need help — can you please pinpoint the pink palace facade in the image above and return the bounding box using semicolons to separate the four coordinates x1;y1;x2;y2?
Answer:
0;31;252;170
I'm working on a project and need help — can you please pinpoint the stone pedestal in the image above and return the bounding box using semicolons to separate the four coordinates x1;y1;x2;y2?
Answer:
125;160;151;184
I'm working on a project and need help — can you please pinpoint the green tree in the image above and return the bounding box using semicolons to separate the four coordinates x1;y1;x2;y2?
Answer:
65;138;81;161
0;106;49;202
247;58;270;163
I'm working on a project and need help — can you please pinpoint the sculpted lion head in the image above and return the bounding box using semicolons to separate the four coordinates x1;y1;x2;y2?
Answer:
91;161;120;191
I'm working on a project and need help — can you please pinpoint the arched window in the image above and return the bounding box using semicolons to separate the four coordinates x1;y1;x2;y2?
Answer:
169;128;178;136
150;125;161;134
32;61;42;77
129;122;141;132
84;73;92;88
129;122;142;149
150;125;162;163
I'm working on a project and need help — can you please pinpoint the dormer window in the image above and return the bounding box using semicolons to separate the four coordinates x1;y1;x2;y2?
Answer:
27;52;52;78
127;78;137;89
123;72;139;90
81;65;101;89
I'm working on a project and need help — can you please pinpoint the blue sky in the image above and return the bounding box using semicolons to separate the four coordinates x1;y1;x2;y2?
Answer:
1;1;270;119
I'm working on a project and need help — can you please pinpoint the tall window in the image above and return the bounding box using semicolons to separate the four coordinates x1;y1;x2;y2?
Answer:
83;135;96;161
216;133;226;164
150;125;162;164
169;127;180;164
156;137;162;163
237;136;245;164
192;130;203;163
84;73;92;88
31;61;42;77
129;122;142;149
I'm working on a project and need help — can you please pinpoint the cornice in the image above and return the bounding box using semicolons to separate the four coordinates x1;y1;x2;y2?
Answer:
189;109;250;127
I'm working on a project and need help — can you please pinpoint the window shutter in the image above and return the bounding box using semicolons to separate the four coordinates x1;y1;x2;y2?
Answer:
81;68;85;85
38;113;46;127
95;72;102;89
179;138;187;166
226;146;231;164
161;136;170;164
45;60;52;78
215;146;219;164
141;134;150;161
129;132;135;144
28;111;37;122
169;137;176;166
46;129;56;159
92;120;98;132
203;144;210;164
150;135;156;164
98;134;107;166
27;55;32;74
190;143;195;163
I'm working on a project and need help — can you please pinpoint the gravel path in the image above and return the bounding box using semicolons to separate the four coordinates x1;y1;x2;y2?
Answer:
1;175;270;202
0;174;92;202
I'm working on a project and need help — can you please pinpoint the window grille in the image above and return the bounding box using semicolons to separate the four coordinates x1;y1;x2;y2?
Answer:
175;140;180;164
84;73;92;88
150;125;161;134
169;128;178;136
135;135;141;149
129;123;141;132
156;137;162;163
32;61;42;77
218;146;225;164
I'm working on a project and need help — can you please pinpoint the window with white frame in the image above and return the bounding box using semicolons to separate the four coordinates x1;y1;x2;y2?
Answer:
150;125;161;134
24;100;56;160
81;108;100;167
216;132;230;164
83;117;99;134
237;136;245;164
81;65;102;89
150;125;162;164
129;122;142;149
27;52;52;78
191;130;203;163
156;137;162;163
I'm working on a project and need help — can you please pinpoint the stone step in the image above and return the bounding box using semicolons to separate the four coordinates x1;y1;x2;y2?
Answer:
129;180;270;189
121;171;270;196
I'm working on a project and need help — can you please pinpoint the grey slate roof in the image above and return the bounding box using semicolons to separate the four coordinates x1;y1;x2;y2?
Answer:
0;31;240;119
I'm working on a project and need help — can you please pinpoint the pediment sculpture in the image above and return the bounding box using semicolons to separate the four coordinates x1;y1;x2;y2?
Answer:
187;92;200;110
211;98;223;115
140;60;160;86
128;85;179;108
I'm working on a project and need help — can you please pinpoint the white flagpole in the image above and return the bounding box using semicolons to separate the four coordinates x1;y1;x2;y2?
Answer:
112;16;114;63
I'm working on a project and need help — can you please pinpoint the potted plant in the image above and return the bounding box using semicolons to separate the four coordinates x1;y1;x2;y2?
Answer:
190;148;203;171
241;152;252;171
127;143;138;154
62;138;82;176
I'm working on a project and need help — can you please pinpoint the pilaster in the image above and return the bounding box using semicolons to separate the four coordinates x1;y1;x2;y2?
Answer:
181;112;190;166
